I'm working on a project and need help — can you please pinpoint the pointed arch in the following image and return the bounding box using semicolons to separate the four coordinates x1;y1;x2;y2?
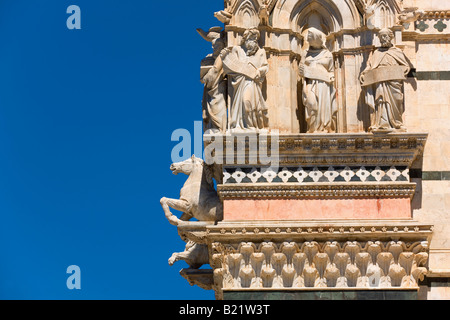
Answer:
376;0;395;29
367;0;401;29
232;0;261;29
272;0;361;32
290;1;342;35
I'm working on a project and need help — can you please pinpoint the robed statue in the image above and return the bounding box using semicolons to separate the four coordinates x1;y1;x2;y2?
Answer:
220;28;269;132
198;27;228;133
360;28;410;132
299;27;337;133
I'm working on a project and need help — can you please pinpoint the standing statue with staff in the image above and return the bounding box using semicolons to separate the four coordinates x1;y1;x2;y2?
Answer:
360;28;410;132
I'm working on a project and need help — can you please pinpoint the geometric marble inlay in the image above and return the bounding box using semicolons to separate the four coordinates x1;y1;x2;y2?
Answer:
224;166;410;184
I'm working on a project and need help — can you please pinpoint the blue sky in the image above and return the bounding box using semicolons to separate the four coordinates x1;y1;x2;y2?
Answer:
0;0;224;300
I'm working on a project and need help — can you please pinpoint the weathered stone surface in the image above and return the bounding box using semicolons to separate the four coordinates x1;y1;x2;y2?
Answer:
162;0;450;299
209;228;431;293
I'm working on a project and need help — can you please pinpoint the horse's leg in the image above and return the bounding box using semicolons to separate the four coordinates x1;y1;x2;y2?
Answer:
160;197;191;226
168;252;181;266
168;251;195;267
180;212;193;221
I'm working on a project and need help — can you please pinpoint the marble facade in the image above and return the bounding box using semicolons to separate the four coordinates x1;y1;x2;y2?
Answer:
161;0;450;300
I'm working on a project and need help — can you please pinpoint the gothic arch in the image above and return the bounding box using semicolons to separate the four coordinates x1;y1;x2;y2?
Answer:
290;0;342;34
232;0;260;29
272;0;361;33
372;0;396;29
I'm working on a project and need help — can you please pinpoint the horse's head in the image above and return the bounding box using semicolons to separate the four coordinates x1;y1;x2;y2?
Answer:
170;155;203;175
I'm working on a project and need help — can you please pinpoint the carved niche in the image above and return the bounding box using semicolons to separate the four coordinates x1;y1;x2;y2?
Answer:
219;0;409;134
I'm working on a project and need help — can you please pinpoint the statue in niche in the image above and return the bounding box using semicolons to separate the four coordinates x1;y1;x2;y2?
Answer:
197;27;228;133
360;28;410;132
299;27;337;133
259;2;270;26
220;28;269;132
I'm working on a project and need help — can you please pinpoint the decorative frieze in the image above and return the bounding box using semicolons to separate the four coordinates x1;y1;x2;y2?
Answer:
421;11;450;20
211;240;429;291
206;222;434;241
223;166;410;184
174;221;433;299
217;183;417;200
412;10;450;35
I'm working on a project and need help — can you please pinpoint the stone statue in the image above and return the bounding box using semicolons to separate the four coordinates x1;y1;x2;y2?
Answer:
360;28;410;132
214;10;232;24
160;155;223;227
259;3;269;26
398;7;425;29
169;240;209;269
299;27;337;133
364;4;376;30
198;27;228;133
221;28;269;132
161;155;221;270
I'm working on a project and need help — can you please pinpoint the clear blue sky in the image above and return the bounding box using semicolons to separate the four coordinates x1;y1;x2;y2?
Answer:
0;0;224;300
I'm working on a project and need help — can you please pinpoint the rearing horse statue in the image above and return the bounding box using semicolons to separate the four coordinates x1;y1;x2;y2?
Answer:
160;155;223;226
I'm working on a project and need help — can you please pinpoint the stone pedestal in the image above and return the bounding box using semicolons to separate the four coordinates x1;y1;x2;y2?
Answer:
178;132;433;300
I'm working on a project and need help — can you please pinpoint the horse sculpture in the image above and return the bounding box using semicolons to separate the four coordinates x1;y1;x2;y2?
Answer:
160;155;223;227
161;155;223;269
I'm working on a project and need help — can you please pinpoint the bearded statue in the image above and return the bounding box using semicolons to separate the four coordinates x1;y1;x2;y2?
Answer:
360;28;410;132
220;28;269;132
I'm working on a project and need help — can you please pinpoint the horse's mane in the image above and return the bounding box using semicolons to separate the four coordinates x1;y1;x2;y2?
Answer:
201;161;215;189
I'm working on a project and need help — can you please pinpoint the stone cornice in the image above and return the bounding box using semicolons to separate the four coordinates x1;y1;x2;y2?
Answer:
207;220;433;242
403;31;450;41
204;132;428;167
177;220;433;247
217;182;417;200
421;11;450;20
